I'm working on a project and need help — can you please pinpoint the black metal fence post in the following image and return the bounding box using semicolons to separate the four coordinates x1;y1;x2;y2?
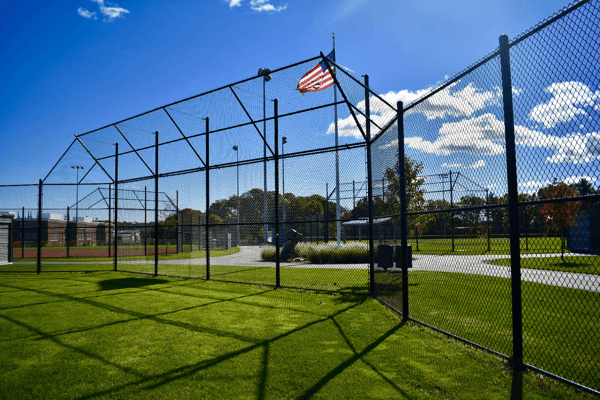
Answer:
365;74;375;297
37;179;42;274
114;142;118;272
144;186;147;255
500;34;523;370
450;170;455;252
21;206;24;259
205;119;210;280
398;101;409;322
274;98;280;288
155;132;159;276
66;206;70;258
108;184;112;258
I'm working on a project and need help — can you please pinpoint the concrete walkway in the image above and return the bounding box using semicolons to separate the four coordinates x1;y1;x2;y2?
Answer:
11;246;599;292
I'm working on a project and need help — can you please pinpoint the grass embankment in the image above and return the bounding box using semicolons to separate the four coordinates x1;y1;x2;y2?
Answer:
488;255;600;275
0;273;591;399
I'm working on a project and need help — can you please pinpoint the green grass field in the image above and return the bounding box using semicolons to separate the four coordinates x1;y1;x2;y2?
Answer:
375;270;600;391
0;272;591;399
12;247;240;263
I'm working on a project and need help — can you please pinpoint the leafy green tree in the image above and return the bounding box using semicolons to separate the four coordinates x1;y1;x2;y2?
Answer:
376;156;433;227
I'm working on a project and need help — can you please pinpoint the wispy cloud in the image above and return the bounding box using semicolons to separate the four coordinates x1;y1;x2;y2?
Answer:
250;0;287;12
442;162;462;168
225;0;243;7
470;160;485;169
79;0;130;21
77;7;97;19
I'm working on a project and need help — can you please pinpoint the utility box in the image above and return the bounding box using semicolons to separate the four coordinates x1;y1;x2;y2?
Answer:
395;244;412;270
0;214;14;265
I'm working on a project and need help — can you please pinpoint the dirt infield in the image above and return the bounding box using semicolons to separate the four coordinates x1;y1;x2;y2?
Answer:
13;247;186;259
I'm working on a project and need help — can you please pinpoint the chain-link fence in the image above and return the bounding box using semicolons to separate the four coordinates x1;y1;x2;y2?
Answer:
371;0;600;394
1;0;599;394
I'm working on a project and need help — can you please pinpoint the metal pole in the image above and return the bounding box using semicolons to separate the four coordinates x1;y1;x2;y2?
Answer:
500;34;523;370
114;143;118;272
274;99;280;287
66;207;70;258
205;119;210;280
234;146;240;247
21;207;24;258
397;101;409;321
325;184;329;243
176;190;179;254
450;171;455;251
282;137;286;230
487;189;491;252
263;76;268;245
75;168;79;245
334;32;341;247
365;74;375;297
37;179;42;274
155;132;159;276
144;186;147;255
108;184;112;258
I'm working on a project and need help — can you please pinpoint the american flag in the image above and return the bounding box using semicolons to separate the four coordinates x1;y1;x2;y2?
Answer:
296;50;335;94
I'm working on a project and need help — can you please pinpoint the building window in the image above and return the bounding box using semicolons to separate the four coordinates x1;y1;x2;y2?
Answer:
78;233;84;241
50;233;58;241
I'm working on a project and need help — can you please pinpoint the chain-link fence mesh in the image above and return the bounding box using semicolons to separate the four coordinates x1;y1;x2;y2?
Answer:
2;0;600;393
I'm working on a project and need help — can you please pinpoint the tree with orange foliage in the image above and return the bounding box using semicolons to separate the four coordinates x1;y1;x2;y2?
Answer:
538;179;582;260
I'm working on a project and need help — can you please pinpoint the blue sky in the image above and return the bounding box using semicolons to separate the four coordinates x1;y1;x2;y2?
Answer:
2;0;598;215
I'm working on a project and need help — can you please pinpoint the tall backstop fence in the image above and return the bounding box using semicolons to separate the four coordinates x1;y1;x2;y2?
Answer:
1;0;599;394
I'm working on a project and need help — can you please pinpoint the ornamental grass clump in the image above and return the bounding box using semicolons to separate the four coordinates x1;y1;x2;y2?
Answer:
261;242;373;264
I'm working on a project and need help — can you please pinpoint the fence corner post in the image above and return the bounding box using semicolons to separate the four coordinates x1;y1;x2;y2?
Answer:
499;33;523;370
397;101;409;323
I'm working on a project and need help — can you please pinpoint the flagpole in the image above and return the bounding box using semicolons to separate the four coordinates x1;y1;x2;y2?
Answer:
334;33;341;246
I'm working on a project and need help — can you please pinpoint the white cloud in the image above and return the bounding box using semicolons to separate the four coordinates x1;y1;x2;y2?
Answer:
413;82;497;121
562;175;597;184
470;160;485;169
226;0;243;7
250;0;287;12
487;184;498;189
77;7;97;19
529;81;599;128
442;162;462;168
331;89;429;140
404;113;559;158
331;82;498;141
91;0;130;21
546;132;600;164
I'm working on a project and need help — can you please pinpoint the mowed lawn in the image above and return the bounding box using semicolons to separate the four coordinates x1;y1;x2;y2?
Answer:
0;273;590;399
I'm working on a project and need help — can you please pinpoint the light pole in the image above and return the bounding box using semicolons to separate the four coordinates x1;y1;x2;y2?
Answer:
233;145;240;247
258;68;271;245
71;165;84;246
282;137;287;231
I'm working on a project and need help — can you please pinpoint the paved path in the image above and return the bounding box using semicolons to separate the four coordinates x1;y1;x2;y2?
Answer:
11;246;599;292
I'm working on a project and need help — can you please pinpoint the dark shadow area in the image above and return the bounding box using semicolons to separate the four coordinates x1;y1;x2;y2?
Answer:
98;278;170;290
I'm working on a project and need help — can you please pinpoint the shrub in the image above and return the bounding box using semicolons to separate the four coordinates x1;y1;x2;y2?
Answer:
260;242;375;264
